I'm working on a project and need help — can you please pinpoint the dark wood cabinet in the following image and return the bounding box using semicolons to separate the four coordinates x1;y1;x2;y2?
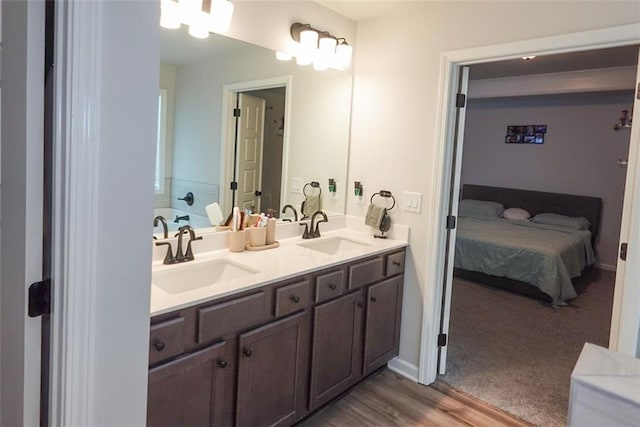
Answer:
309;291;364;410
147;340;233;427
236;311;310;427
363;275;404;376
147;248;405;427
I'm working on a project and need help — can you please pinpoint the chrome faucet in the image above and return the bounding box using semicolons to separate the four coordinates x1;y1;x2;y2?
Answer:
281;204;298;222
310;210;328;238
153;215;168;240
155;225;202;265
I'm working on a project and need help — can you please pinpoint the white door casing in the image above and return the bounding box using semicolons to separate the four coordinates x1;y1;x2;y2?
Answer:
420;23;640;385
237;93;266;213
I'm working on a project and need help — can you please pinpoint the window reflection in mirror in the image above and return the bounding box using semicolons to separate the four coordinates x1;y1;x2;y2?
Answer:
153;26;353;236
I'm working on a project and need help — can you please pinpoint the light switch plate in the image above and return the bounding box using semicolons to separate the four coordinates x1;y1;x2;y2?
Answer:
403;191;422;213
291;177;303;194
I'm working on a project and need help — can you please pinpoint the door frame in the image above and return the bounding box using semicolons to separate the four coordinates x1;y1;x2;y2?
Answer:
419;23;640;385
220;76;292;215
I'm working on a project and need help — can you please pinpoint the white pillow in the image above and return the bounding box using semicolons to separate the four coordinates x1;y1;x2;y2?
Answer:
503;207;530;221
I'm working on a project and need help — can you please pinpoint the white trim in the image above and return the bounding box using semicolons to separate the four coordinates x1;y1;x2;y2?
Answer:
49;1;103;424
596;263;618;273
387;357;419;383
420;23;640;385
219;76;292;214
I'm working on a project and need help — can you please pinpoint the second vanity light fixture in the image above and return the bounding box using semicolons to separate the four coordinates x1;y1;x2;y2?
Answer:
277;22;353;71
160;0;234;38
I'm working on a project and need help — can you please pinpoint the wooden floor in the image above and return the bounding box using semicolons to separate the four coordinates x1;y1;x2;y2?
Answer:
297;369;531;427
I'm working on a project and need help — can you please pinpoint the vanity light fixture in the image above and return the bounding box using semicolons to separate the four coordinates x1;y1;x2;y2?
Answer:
160;0;234;39
281;22;353;70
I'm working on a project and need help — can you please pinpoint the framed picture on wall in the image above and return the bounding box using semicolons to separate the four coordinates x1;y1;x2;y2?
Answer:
505;124;547;144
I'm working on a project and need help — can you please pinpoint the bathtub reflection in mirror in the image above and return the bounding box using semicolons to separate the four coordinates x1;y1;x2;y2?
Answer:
153;26;353;237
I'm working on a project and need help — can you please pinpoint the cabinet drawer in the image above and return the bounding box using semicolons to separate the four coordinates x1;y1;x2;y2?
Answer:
275;280;311;317
198;291;268;344
315;270;345;303
386;251;406;277
348;257;384;290
149;316;185;365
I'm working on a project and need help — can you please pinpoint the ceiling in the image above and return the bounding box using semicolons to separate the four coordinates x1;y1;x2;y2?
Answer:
469;45;639;80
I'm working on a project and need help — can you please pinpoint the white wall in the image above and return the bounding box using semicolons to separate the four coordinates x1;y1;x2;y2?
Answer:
348;1;640;373
461;91;633;268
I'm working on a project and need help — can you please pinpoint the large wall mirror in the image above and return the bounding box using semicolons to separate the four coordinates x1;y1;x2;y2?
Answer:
154;26;353;234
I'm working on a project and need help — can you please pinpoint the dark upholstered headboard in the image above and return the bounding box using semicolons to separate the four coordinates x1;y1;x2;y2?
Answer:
461;184;602;242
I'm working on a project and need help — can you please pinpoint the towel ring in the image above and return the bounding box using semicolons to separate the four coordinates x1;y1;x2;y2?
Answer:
303;181;322;198
371;190;396;211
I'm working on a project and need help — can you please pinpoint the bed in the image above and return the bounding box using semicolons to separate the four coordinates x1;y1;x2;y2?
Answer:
454;185;602;305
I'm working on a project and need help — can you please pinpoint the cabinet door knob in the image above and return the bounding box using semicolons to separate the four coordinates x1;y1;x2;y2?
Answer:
153;339;165;352
371;296;377;302
328;283;337;290
217;359;228;369
290;295;300;303
243;348;253;358
357;301;363;308
392;260;401;267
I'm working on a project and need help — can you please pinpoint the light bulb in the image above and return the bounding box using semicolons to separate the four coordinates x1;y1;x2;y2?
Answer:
209;0;234;33
188;11;210;39
335;42;353;68
160;0;181;29
179;0;201;25
300;28;318;50
314;36;335;71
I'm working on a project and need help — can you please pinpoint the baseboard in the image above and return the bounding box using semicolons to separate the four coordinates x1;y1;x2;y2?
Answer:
387;357;419;382
596;263;617;272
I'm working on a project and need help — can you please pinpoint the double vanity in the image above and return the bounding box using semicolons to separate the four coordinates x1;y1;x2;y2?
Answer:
147;218;408;426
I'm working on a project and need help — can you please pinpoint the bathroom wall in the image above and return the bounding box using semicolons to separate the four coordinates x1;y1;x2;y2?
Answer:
347;1;640;375
461;91;633;269
157;63;176;208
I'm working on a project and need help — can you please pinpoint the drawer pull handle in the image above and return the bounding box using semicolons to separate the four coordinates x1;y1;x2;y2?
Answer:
328;283;337;290
153;339;165;352
290;295;300;303
217;359;228;369
392;260;401;267
371;296;377;303
243;348;253;358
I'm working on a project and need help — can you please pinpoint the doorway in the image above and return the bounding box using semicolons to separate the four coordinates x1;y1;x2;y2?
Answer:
437;47;637;425
419;24;640;388
221;77;291;217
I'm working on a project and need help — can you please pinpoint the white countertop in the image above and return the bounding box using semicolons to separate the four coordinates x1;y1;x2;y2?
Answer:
150;216;409;317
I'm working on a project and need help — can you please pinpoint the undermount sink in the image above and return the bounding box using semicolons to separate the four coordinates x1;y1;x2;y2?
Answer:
297;236;371;255
153;258;259;294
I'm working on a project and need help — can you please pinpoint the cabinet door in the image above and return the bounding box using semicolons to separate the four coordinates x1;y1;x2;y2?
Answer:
147;340;232;427
363;275;403;376
236;311;310;427
309;291;363;410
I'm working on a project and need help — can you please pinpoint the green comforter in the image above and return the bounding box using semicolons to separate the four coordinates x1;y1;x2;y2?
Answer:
454;217;595;305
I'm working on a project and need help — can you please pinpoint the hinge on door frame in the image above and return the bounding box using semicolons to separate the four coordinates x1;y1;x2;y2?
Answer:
620;242;628;261
230;181;238;190
233;108;241;117
446;215;456;230
438;333;447;347
455;93;466;108
28;278;51;317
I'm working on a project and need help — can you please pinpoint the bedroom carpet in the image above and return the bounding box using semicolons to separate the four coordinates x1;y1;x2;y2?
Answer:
439;268;614;427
